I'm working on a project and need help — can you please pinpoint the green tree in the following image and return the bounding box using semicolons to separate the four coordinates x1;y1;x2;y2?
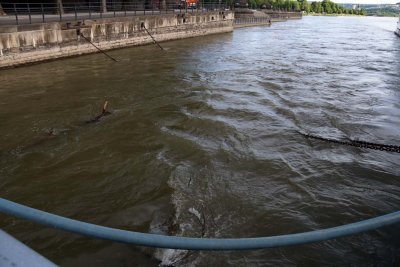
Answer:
331;3;337;13
274;0;283;9
310;1;317;12
316;2;323;13
284;0;291;10
291;0;300;11
301;0;311;12
255;0;264;8
322;0;332;14
247;0;257;8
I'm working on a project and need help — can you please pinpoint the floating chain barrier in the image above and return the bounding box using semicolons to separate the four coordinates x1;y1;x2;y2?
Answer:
299;132;400;153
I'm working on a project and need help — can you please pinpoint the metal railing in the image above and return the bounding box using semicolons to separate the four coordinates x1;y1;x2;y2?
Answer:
234;17;271;25
0;197;400;251
0;1;229;26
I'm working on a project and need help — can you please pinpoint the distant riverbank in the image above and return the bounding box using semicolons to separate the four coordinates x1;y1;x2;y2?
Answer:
306;12;398;17
305;13;365;16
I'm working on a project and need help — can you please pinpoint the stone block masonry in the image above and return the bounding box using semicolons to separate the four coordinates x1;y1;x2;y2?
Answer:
0;11;233;69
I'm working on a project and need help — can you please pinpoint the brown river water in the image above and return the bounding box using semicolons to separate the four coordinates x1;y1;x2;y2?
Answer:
0;16;399;266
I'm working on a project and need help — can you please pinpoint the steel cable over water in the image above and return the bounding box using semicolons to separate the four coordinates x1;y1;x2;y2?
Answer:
79;33;119;62
1;198;400;250
143;25;165;51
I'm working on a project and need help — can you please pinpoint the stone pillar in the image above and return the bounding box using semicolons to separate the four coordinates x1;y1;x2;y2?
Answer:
57;0;64;14
101;0;107;12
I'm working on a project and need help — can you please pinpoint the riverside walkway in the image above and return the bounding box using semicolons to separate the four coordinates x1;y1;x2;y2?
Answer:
0;9;212;26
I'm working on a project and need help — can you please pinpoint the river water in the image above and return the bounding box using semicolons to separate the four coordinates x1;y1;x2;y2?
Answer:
0;16;399;266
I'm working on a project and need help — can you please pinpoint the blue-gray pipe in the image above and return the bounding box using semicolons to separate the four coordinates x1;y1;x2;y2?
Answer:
0;198;399;250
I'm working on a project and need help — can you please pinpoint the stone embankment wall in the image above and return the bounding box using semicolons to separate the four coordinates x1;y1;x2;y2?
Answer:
232;9;301;28
264;10;302;20
234;9;271;28
0;11;233;68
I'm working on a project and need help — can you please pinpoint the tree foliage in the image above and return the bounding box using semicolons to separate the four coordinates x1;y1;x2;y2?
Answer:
247;0;365;15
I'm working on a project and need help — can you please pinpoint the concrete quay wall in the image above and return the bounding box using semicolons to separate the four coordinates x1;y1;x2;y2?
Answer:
0;11;233;68
263;11;302;20
232;10;301;28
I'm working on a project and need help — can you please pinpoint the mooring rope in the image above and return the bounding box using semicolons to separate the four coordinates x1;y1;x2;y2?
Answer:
0;198;399;250
143;25;165;51
80;33;119;62
299;132;400;153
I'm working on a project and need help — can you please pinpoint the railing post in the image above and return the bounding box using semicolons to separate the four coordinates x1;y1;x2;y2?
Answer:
57;0;64;15
101;0;107;13
41;3;45;23
28;3;32;24
14;3;18;25
74;3;77;20
113;1;116;17
89;2;92;18
59;1;62;22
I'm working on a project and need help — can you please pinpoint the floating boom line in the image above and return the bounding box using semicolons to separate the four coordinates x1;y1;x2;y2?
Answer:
299;131;400;153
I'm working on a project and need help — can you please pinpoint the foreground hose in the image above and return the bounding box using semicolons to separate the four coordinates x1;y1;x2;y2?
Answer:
0;198;399;250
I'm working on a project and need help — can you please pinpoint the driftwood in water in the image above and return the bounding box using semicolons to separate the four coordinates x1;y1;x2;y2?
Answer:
86;101;112;123
20;130;57;151
20;101;111;151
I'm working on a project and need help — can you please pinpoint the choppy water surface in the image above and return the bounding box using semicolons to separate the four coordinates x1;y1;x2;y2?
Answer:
0;16;399;266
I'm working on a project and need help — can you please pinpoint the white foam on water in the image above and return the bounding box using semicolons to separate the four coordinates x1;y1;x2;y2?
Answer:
151;151;215;265
188;207;202;222
154;248;188;267
152;167;192;266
